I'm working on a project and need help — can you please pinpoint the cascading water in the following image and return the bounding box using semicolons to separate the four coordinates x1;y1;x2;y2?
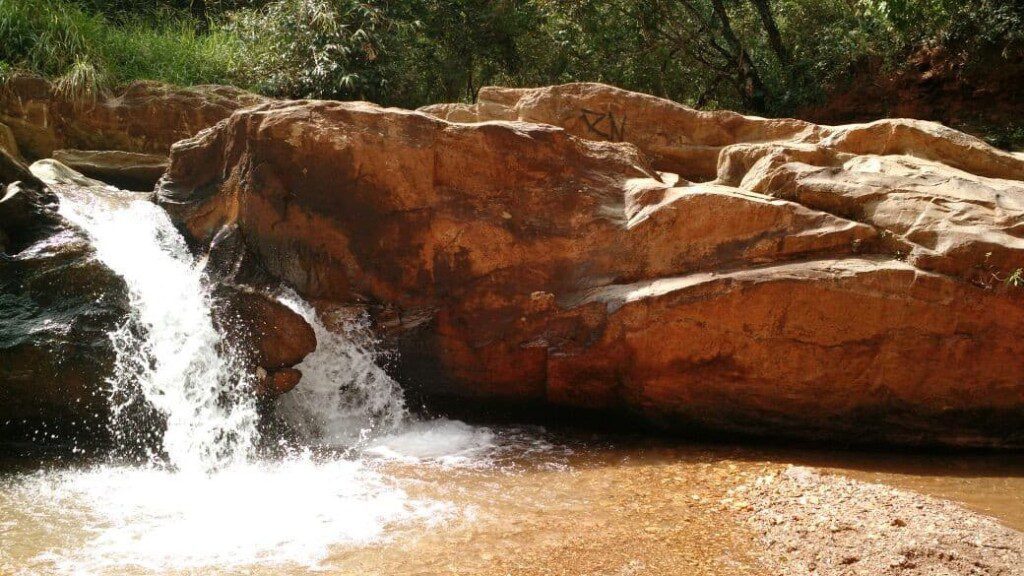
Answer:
275;293;408;446
0;164;524;574
57;184;258;472
0;168;444;573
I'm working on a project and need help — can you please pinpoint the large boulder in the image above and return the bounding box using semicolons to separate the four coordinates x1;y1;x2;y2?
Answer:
159;86;1024;447
0;74;265;160
0;179;129;434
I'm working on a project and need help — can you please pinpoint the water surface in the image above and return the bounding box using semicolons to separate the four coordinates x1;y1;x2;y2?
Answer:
2;430;1021;576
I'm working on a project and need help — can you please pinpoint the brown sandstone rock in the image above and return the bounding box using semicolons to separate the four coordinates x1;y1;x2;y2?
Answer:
213;287;317;372
421;83;819;181
255;367;303;398
0;122;23;163
0;132;42;189
160;85;1024;447
420;83;1024;184
52;149;169;191
0;74;264;159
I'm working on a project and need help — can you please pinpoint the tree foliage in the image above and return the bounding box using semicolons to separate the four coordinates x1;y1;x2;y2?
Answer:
2;0;1022;117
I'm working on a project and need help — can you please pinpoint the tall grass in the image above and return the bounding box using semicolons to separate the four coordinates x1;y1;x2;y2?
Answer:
0;0;242;92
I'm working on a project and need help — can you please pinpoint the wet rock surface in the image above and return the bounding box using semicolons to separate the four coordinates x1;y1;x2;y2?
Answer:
1;159;313;439
158;83;1024;447
213;286;317;394
0;182;62;254
0;185;128;432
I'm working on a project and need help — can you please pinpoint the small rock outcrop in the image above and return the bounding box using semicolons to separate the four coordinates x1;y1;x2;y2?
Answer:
213;286;317;398
52;149;169;191
0;74;264;160
158;84;1024;447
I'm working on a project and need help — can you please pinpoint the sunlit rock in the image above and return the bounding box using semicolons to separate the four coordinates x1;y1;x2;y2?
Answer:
52;149;169;191
160;84;1024;447
0;74;264;159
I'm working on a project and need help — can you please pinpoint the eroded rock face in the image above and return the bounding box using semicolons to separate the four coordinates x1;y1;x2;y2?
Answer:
0;75;265;160
160;84;1024;447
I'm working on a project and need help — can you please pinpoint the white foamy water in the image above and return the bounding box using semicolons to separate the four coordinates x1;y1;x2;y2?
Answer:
275;292;408;445
366;420;500;467
54;180;256;472
10;163;518;573
3;457;445;574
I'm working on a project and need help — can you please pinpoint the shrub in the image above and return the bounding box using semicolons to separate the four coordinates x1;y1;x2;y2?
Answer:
227;0;398;100
0;0;240;89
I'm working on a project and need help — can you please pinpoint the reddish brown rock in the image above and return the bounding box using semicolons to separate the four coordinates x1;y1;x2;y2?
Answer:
421;83;1024;183
255;367;303;398
214;287;316;371
51;149;169;191
160;85;1024;447
0;74;264;160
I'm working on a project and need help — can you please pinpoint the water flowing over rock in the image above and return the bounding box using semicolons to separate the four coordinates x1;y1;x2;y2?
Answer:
1;160;314;452
156;83;1024;447
0;170;128;432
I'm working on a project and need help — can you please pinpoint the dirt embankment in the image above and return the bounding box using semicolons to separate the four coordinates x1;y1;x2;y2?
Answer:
799;46;1024;150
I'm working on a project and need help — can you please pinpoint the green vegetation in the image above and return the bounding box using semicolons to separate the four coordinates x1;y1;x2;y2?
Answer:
1;0;1022;121
0;0;240;93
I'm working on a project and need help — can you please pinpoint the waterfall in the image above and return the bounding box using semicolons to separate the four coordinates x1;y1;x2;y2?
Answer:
55;181;258;472
275;292;408;446
50;172;414;467
7;161;499;572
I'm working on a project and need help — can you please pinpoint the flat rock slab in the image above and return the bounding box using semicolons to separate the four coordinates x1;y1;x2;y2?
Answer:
52;149;169;191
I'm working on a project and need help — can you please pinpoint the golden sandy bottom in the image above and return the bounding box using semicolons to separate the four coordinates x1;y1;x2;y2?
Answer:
1;439;1021;576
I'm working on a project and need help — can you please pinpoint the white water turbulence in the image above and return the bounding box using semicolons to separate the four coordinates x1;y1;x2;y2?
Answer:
2;164;534;574
275;292;408;445
272;294;522;469
0;170;437;574
57;184;257;472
